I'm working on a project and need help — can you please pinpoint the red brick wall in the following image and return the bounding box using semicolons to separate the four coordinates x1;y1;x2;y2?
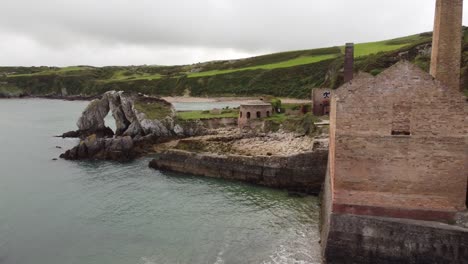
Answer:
329;62;467;220
430;0;463;92
312;89;332;116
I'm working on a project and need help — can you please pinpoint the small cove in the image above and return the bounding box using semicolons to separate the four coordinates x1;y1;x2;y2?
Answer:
0;99;321;264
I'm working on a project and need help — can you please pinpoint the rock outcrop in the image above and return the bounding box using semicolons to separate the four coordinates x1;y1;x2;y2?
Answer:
60;91;207;161
60;135;136;162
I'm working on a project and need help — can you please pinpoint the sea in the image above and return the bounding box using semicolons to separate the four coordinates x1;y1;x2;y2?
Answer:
0;99;321;264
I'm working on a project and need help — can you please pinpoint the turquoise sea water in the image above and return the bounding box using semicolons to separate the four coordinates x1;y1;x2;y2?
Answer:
0;99;321;264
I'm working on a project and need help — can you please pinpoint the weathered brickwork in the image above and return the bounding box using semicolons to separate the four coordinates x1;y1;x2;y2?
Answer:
312;88;332;116
430;0;464;92
329;62;467;221
238;102;272;128
344;43;354;83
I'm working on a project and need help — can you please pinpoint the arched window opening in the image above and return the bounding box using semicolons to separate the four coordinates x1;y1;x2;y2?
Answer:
240;112;243;118
266;111;270;117
256;111;261;118
247;112;251;119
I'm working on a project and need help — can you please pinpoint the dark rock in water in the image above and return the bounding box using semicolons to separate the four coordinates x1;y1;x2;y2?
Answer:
52;158;58;161
60;135;137;162
60;127;114;139
55;146;62;149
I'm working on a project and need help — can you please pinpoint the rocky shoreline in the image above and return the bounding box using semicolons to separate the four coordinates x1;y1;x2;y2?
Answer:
58;91;329;193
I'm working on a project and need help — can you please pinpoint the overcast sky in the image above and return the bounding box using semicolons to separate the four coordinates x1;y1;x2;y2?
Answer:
0;0;466;67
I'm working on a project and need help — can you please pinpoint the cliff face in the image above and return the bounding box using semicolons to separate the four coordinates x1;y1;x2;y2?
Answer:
149;148;328;194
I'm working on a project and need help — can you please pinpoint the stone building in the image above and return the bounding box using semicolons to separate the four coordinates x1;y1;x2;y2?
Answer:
321;0;467;262
312;88;332;116
238;101;272;128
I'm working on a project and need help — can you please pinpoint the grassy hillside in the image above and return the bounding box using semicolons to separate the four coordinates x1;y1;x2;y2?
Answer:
1;29;467;98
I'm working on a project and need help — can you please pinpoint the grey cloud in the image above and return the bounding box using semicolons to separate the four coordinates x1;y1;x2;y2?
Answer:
0;0;466;66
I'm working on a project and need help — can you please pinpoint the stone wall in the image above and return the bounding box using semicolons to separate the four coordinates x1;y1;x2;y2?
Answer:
323;213;468;264
149;149;328;194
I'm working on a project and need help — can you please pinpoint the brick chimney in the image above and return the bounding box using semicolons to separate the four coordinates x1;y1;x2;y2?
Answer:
430;0;463;91
344;43;354;82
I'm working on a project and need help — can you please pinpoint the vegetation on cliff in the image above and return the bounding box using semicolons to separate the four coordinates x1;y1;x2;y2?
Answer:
177;109;239;120
2;29;468;98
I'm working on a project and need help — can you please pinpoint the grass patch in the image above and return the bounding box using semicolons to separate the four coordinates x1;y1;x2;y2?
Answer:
134;101;172;120
265;113;288;122
187;54;338;78
345;34;431;58
177;109;239;120
265;113;320;135
102;70;163;83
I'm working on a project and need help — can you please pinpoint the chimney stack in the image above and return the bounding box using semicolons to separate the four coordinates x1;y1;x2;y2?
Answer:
344;43;354;82
430;0;463;91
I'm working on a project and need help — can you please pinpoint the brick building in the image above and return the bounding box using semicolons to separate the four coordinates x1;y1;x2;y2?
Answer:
321;1;467;262
312;88;332;116
238;101;272;128
328;62;467;222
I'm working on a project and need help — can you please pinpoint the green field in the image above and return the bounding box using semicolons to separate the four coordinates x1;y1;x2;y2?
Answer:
103;70;162;83
350;34;431;58
177;109;239;120
187;54;338;78
134;101;173;120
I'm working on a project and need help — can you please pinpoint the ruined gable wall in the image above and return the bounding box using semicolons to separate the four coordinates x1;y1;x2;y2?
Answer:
331;63;467;218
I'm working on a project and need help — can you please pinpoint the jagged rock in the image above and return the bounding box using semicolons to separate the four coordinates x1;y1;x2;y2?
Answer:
120;94;138;123
106;91;131;136
123;121;143;137
61;90;207;161
60;127;114;139
139;119;171;136
77;97;110;131
173;124;184;136
60;135;136;161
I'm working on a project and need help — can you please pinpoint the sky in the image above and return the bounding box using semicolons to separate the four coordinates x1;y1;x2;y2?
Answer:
0;0;466;67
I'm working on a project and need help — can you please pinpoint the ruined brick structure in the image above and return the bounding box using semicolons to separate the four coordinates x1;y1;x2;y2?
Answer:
321;61;468;263
430;0;463;92
238;101;272;128
328;63;467;222
321;1;467;261
312;89;332;116
344;43;354;83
